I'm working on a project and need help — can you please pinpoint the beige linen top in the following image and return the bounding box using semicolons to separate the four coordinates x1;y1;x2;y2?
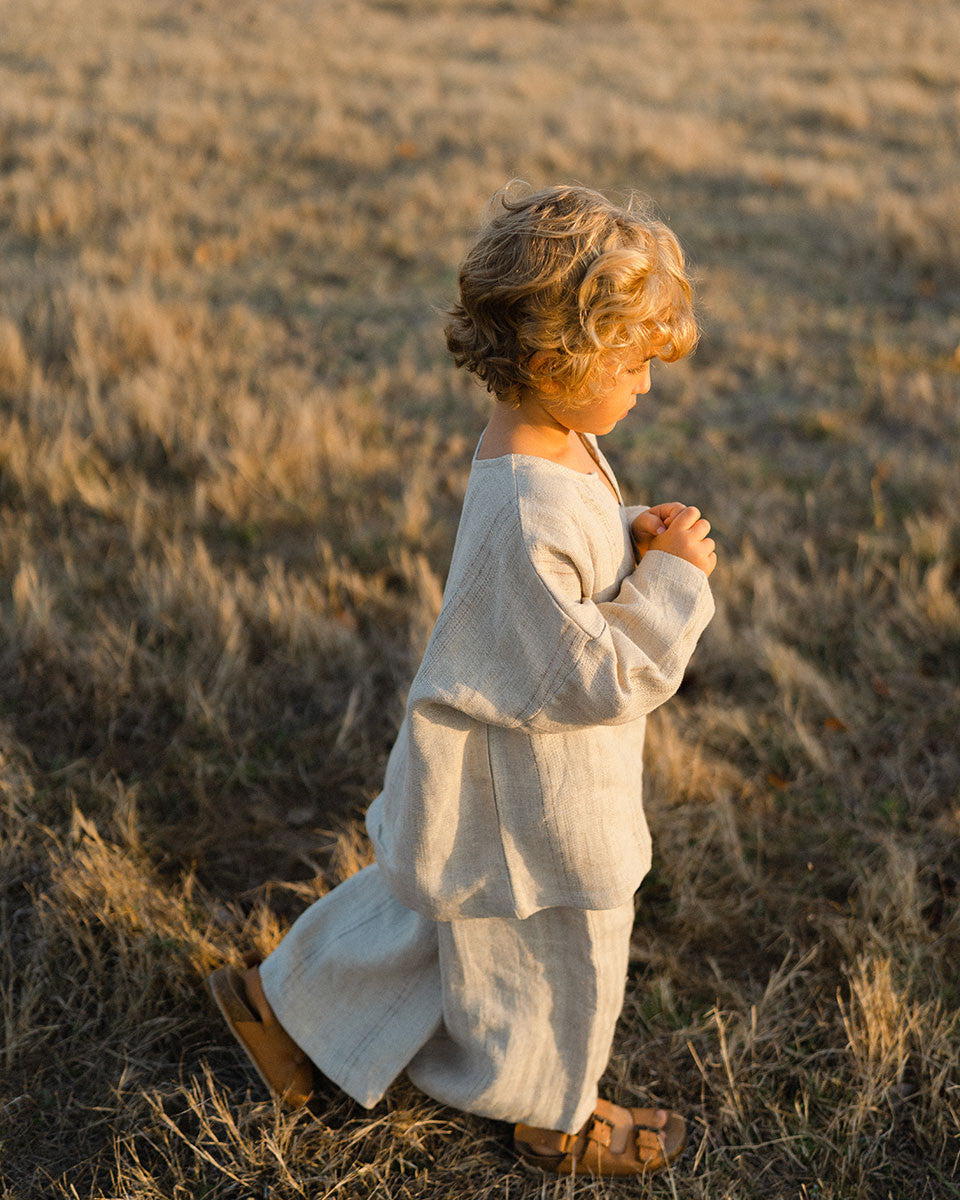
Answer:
364;429;716;920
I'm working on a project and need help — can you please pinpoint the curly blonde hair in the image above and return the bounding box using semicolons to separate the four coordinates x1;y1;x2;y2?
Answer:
444;182;699;409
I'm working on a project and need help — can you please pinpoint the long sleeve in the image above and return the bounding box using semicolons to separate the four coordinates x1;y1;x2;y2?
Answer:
523;545;714;731
406;489;714;735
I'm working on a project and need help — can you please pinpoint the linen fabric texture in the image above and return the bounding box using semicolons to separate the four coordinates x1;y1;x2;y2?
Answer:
365;430;716;921
258;861;636;1133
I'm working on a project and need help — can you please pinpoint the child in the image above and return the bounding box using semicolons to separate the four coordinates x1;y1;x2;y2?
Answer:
208;182;717;1178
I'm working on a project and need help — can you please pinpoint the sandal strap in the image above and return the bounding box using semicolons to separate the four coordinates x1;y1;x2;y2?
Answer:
586;1112;615;1148
515;1101;624;1164
514;1122;578;1155
515;1098;684;1177
635;1124;668;1158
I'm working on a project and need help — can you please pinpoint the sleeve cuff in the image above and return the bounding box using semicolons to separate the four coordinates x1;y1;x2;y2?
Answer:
634;548;715;622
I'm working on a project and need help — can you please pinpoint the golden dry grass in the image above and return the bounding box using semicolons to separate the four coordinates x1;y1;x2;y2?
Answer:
1;0;959;1196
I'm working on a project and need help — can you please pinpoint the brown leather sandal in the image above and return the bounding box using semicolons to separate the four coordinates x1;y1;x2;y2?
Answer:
207;955;316;1109
514;1096;686;1176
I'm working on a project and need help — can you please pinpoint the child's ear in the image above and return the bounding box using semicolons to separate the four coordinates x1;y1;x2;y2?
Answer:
528;350;560;394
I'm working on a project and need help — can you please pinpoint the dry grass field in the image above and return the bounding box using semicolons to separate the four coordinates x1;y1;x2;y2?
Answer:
1;0;959;1195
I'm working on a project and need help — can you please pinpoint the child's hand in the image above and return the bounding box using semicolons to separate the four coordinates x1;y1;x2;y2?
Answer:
630;502;687;559
647;504;717;577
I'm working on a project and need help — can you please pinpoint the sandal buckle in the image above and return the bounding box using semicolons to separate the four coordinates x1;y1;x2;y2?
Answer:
634;1124;667;1157
587;1113;615;1148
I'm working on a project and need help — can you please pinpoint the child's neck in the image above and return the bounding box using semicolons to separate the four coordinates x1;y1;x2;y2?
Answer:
483;394;587;462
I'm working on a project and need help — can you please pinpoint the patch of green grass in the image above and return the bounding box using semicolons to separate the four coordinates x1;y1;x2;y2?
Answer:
220;519;262;548
876;790;909;828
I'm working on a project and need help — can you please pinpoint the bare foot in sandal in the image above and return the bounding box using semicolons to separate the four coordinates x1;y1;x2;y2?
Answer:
515;1096;685;1176
207;957;316;1108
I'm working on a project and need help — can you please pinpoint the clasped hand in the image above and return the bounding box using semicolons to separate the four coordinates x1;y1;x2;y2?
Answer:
631;503;717;578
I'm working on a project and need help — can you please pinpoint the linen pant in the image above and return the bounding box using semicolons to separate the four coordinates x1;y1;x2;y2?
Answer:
258;861;636;1133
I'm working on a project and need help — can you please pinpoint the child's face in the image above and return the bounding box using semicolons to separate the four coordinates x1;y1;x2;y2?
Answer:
545;352;654;436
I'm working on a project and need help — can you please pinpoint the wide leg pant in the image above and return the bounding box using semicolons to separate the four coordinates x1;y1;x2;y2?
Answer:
258;862;635;1134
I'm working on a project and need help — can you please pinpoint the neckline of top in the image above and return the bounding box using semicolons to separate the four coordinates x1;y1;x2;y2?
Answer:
471;428;622;503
